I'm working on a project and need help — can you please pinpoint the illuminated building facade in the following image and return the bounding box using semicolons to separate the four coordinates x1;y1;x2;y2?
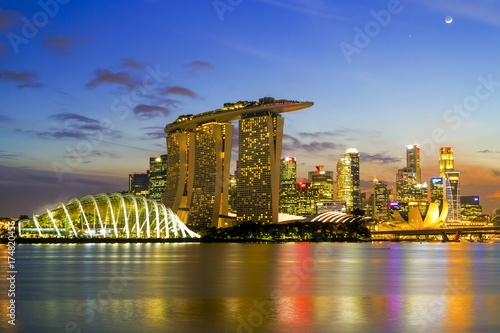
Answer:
279;157;297;214
129;173;149;196
445;171;461;222
373;179;389;221
308;166;334;204
430;177;444;203
149;155;167;203
237;113;283;224
164;131;189;211
164;98;313;226
492;208;500;226
296;180;316;216
439;147;454;178
336;148;361;211
406;144;421;183
461;196;482;222
188;122;233;227
396;167;417;202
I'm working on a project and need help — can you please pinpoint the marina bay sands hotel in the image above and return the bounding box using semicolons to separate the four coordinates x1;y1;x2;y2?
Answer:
162;97;313;227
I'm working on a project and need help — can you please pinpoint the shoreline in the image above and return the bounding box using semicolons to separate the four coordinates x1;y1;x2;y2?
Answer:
2;237;371;244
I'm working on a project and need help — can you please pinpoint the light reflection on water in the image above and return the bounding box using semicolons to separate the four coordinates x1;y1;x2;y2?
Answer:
1;243;500;332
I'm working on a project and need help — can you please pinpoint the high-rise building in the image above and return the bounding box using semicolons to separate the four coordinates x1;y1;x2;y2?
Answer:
461;196;482;222
492;208;500;226
430;177;444;203
406;144;421;183
129;173;149;196
163;98;313;226
237;113;283;224
187;122;233;227
444;171;460;222
439;147;454;178
279;157;297;214
308;165;334;204
373;179;389;221
149;155;167;203
296;180;316;216
396;167;417;202
336;148;361;211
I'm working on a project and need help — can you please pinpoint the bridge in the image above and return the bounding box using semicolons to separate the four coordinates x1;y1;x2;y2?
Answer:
372;226;500;242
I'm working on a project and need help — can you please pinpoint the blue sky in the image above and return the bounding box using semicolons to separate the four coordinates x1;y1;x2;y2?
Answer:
1;0;500;217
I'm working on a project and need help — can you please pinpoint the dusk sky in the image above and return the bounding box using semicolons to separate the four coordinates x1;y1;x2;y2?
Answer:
1;0;499;217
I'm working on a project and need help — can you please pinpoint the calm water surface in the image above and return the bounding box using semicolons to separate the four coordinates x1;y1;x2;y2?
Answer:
1;242;500;332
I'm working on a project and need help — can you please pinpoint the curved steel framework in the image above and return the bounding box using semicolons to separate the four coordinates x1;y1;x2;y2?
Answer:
19;193;200;238
308;211;372;224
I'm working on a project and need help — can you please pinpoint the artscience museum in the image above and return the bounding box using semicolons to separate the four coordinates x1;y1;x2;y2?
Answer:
19;193;200;239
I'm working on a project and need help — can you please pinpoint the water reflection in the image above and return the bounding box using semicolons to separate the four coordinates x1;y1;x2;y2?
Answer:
1;243;499;332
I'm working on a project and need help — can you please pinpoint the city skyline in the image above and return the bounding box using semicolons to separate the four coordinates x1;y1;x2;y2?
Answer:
1;0;500;217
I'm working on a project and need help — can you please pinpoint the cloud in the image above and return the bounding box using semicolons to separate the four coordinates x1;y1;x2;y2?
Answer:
0;70;38;82
86;69;137;88
360;152;402;164
493;170;500;177
64;150;122;160
282;134;345;152
184;61;214;71
298;130;352;138
0;150;19;160
16;82;44;89
487;192;500;199
161;86;197;98
24;112;122;140
49;113;99;124
479;150;500;154
121;58;146;69
142;126;166;140
0;7;22;32
133;104;170;119
0;70;43;88
0;115;11;122
43;34;77;57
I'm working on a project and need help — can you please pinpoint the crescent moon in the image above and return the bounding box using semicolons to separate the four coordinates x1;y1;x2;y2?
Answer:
445;16;453;24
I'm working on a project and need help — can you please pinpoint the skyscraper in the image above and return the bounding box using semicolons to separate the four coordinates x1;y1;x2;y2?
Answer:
308;166;334;205
439;147;454;178
373;179;389;221
149;155;167;203
129;173;149;196
461;196;482;222
444;171;460;222
396;167;417;202
406;144;421;183
430;177;444;203
237;113;284;224
163;98;313;226
187;122;233;227
336;148;361;211
279;157;297;214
